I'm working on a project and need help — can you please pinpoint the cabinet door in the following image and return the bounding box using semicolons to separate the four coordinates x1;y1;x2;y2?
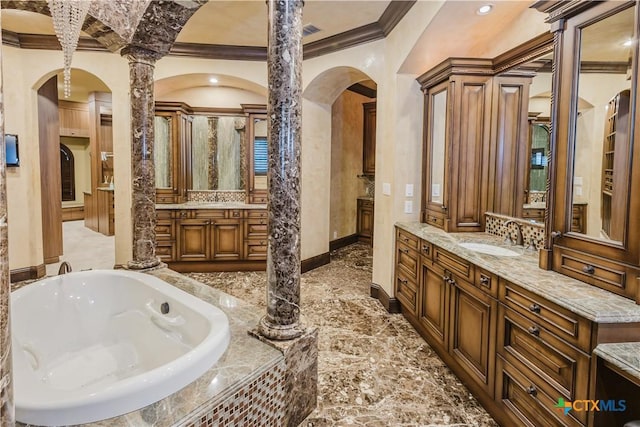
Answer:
177;219;210;261
211;219;242;261
419;260;449;350
59;101;90;137
362;102;376;175
449;276;497;397
357;200;374;244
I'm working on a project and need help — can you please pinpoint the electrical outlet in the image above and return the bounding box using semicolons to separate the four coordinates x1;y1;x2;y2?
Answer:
404;200;413;214
383;183;391;195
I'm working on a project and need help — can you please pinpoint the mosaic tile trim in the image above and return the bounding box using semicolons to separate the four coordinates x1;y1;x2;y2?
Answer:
528;191;546;204
179;359;286;427
187;190;247;203
485;212;545;250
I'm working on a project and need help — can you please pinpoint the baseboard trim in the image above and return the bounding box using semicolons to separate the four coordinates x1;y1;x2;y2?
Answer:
329;234;359;252
10;263;46;283
301;252;330;273
370;282;401;313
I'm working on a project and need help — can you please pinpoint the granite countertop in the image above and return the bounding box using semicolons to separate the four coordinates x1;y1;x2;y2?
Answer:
523;202;545;209
396;221;640;323
593;342;640;382
156;202;267;210
96;187;114;192
357;196;374;202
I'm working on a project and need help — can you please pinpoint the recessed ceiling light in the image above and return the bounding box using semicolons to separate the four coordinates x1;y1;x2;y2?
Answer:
209;77;218;84
477;4;493;15
623;39;633;47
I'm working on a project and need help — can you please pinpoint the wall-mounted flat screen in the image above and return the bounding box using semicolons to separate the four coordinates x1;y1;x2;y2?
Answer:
5;134;19;167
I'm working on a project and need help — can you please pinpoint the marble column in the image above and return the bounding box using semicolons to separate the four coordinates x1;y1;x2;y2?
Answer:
0;10;15;425
122;46;162;270
258;0;304;340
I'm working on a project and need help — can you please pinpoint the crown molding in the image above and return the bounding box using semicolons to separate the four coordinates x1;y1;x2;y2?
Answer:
2;0;416;61
379;1;417;36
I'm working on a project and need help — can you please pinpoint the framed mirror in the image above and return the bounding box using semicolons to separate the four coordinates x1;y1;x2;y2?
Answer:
190;115;247;191
248;114;268;203
154;115;173;189
570;5;635;243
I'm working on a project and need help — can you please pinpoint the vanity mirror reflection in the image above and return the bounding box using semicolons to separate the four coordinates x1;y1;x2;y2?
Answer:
546;1;640;303
154;102;267;204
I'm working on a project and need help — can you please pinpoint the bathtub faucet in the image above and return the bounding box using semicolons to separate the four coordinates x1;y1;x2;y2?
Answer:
58;261;72;275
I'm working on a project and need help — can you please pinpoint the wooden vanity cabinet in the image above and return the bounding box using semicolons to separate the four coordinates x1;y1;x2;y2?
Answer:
357;198;374;245
362;102;376;176
419;65;493;232
539;1;640;304
156;208;267;270
496;279;591;427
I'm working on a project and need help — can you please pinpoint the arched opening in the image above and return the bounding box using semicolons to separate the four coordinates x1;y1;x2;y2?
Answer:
35;68;115;273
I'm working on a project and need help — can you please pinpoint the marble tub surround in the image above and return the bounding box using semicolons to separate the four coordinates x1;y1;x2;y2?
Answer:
0;14;14;424
186;243;497;426
186;190;247;203
123;46;163;270
397;221;640;323
485;212;545;249
16;268;287;426
594;342;640;382
260;0;305;340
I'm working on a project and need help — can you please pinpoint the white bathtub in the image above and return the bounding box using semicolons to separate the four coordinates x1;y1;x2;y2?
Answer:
11;269;230;426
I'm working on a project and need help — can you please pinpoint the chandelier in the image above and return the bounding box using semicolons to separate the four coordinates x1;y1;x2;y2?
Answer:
48;0;90;98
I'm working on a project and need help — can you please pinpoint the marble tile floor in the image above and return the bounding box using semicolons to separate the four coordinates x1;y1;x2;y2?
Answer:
45;220;116;276
186;243;498;427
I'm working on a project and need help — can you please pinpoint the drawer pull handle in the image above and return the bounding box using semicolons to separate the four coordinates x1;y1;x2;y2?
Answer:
480;276;490;286
529;303;541;313
400;248;409;254
403;237;410;243
260;220;265;225
528;326;540;336
431;217;437;222
422;245;430;253
526;385;537;396
582;264;595;274
400;279;408;285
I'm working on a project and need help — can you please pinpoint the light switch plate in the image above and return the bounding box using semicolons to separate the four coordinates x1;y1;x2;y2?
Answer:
404;200;413;214
383;183;391;195
405;184;414;197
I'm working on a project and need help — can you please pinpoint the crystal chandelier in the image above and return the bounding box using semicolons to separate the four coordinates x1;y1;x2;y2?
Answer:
48;0;90;98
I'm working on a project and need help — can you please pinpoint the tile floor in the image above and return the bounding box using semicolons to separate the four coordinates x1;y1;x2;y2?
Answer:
41;224;496;426
45;220;115;276
186;244;497;426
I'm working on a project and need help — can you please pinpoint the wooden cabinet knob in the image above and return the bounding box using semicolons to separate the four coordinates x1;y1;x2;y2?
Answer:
582;264;595;274
528;325;540;336
480;275;490;286
528;303;541;313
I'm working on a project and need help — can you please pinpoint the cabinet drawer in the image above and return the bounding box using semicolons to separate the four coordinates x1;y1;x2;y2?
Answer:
499;280;591;352
155;220;174;240
434;246;474;281
244;240;267;261
191;209;226;219
156;242;175;262
554;247;637;301
245;220;268;239
245;209;268;219
156;209;174;220
397;228;420;251
396;242;419;282
396;273;418;316
249;194;268;204
499;306;590;420
420;240;432;259
496;356;583;427
228;209;242;219
475;267;498;298
424;213;445;228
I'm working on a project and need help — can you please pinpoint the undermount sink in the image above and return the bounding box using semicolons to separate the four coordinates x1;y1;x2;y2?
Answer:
457;242;521;257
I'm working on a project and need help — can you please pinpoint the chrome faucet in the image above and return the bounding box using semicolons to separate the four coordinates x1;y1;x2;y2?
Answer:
58;261;72;275
503;220;524;246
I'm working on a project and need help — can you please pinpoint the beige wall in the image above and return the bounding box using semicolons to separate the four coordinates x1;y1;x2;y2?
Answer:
156;86;266;108
2;46;131;270
60;136;91;207
329;90;369;240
